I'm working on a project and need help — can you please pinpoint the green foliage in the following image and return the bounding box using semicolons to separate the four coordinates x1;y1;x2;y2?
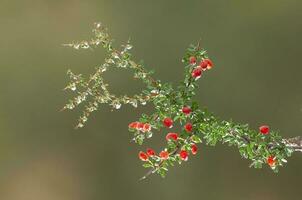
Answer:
63;23;297;179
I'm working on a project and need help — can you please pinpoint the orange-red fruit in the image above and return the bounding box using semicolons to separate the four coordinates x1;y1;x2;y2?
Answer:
166;133;178;141
200;60;208;69
267;156;276;167
259;125;270;135
184;123;193;132
147;148;155;156
182;106;192;115
205;59;214;69
138;151;149;161
129;122;151;133
200;58;213;70
137;122;145;130
163;117;173;128
159;151;169;160
189;56;197;65
191;144;198;155
143;123;151;132
179;150;189;161
191;68;202;79
128;122;139;129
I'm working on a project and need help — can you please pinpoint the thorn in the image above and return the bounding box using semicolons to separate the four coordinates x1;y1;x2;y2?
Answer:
139;168;155;181
196;38;202;50
59;107;66;112
62;43;72;47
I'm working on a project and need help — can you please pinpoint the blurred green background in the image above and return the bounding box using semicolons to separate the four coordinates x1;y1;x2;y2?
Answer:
0;0;301;199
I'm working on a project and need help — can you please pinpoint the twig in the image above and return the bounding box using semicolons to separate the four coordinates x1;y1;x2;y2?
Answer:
139;145;180;181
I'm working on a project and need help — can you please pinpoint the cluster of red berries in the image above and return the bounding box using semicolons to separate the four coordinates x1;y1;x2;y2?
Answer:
139;145;198;162
128;121;151;133
135;114;275;166
137;105;198;162
138;148;156;161
138;149;170;161
259;125;277;167
189;56;214;80
179;144;198;161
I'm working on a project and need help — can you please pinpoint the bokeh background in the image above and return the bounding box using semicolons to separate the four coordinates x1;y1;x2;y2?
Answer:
0;0;302;199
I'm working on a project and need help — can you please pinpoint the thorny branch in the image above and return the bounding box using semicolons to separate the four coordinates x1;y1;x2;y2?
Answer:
63;22;302;179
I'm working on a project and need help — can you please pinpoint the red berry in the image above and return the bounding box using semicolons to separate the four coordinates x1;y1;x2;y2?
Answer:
138;151;149;161
205;59;213;69
184;123;193;132
267;156;276;167
200;58;213;70
159;151;169;160
166;133;178;141
191;68;202;79
182;106;192;115
259;125;270;135
143;123;151;132
191;144;198;155
189;56;197;65
137;122;145;130
163;117;173;128
179;150;189;161
199;60;208;69
128;122;139;129
146;148;155;156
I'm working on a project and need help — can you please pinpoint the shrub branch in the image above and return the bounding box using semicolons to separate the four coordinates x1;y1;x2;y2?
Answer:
62;23;301;179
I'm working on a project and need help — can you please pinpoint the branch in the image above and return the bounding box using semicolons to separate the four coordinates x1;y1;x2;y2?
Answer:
284;136;302;152
63;22;301;179
139;146;180;181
